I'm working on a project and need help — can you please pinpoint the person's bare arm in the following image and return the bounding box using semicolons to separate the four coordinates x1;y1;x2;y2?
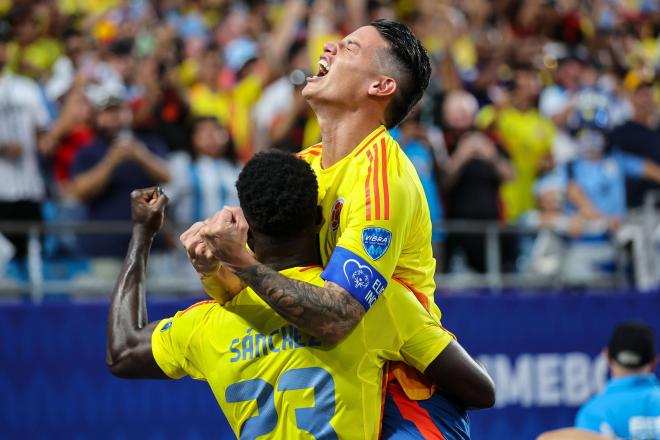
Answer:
200;208;366;345
424;340;496;409
179;221;244;304
69;144;130;201
131;141;171;183
566;181;602;220
106;187;169;379
641;159;660;184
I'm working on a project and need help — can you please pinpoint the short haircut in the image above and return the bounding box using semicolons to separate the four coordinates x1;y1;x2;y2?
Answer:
236;151;318;238
371;19;431;128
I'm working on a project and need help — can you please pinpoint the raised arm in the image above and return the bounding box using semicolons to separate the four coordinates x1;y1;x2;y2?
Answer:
200;208;366;345
106;187;169;379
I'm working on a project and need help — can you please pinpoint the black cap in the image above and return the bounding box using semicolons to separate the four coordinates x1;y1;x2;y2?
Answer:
608;321;656;369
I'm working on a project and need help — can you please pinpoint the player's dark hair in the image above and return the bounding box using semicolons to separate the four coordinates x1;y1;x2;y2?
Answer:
370;19;431;128
236;151;318;238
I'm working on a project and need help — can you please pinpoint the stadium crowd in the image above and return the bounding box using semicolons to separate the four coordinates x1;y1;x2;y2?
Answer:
0;0;659;284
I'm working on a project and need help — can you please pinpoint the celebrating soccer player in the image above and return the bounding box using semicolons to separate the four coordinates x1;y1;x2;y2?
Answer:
106;152;491;439
190;20;494;438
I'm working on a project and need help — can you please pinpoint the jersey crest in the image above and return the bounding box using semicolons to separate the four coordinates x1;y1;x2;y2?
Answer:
362;227;392;260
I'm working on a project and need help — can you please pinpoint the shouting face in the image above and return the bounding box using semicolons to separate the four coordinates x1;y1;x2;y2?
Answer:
302;26;391;109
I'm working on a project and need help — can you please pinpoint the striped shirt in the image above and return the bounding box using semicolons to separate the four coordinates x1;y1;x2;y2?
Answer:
0;72;50;201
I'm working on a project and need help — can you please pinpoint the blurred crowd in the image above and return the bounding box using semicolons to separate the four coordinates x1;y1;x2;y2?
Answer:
0;0;659;284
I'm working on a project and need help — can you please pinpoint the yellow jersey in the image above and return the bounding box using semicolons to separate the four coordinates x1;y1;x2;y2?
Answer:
152;266;452;440
476;105;555;221
298;126;440;321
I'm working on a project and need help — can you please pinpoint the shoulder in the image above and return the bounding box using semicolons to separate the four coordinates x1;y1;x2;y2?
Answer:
297;143;323;163
175;300;218;319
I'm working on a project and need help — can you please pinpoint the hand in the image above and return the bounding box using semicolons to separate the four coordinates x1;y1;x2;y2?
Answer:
130;187;168;235
0;143;23;161
180;221;221;275
106;141;135;167
199;207;256;271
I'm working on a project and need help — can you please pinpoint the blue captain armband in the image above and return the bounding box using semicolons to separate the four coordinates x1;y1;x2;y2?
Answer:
321;247;387;311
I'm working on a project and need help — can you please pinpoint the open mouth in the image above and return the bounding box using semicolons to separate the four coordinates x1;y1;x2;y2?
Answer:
317;59;329;77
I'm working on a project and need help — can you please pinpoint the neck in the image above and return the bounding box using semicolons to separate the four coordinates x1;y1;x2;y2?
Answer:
313;104;383;168
254;235;321;272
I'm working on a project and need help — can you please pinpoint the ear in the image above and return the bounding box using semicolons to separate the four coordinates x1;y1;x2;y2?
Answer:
368;76;397;98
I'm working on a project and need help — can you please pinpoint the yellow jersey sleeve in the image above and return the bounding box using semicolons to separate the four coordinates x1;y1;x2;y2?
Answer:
151;300;216;380
382;281;452;373
321;145;414;311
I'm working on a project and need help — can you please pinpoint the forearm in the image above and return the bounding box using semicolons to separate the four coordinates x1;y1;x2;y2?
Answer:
135;150;171;183
567;182;601;219
106;226;164;377
235;262;365;344
70;159;116;201
642;160;660;184
424;340;496;409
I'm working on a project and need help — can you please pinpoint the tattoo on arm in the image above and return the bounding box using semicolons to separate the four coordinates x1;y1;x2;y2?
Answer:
235;263;365;345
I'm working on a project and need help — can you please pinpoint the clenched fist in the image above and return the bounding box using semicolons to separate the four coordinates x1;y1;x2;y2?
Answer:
131;186;168;236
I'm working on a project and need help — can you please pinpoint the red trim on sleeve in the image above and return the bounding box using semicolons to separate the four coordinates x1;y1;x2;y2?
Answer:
381;138;390;220
373;144;381;220
179;300;216;316
365;150;373;221
298;265;322;272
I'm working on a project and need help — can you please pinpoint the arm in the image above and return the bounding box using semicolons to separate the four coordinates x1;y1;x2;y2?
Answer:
69;146;128;201
200;208;365;345
641;160;660;184
131;141;172;183
566;181;603;220
179;221;244;304
106;187;169;378
424;340;496;409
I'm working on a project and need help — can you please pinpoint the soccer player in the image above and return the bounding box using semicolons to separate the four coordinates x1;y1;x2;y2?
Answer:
193;20;488;438
106;152;491;439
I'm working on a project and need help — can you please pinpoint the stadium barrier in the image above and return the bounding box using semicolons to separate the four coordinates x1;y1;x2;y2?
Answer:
3;195;660;298
3;291;659;439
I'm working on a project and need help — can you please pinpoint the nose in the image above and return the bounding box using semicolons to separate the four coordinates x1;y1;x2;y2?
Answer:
323;41;338;56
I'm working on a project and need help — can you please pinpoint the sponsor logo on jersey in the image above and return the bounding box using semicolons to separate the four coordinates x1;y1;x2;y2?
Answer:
362;227;392;260
329;198;344;232
161;320;173;332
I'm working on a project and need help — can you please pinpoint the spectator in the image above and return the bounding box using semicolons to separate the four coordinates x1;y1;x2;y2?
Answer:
563;129;660;225
609;77;660;208
69;86;170;259
477;64;556;222
131;57;191;153
166;117;240;226
6;4;62;81
441;90;513;272
0;29;50;260
538;321;660;440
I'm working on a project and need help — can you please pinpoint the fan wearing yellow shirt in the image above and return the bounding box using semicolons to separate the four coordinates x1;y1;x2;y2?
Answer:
195;20;494;439
106;152;492;439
